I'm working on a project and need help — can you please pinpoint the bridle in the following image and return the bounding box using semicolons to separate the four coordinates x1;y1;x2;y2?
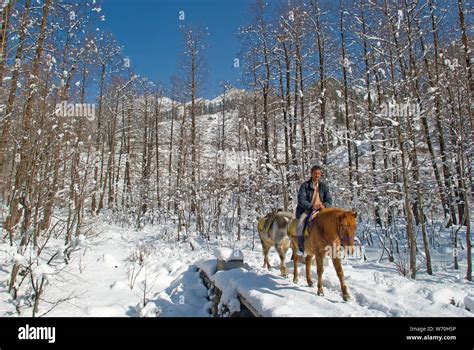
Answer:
337;221;355;247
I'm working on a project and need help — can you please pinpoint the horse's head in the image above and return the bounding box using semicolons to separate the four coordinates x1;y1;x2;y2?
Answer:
339;211;357;254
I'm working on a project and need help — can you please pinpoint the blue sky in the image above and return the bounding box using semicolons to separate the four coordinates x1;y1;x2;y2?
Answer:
102;0;254;98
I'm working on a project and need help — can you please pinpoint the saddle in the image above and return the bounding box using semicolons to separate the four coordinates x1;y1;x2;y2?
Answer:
303;210;321;236
288;210;320;238
262;211;279;235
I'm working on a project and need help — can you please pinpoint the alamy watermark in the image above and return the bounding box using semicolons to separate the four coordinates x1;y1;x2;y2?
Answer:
18;324;56;343
324;243;361;260
54;101;96;121
380;101;420;118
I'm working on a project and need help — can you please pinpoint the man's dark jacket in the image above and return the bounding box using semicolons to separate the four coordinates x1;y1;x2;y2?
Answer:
295;179;332;219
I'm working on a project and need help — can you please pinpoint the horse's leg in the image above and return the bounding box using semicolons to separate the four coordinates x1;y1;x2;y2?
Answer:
305;255;313;287
332;257;349;301
262;244;271;269
315;253;325;296
292;249;299;283
276;246;288;277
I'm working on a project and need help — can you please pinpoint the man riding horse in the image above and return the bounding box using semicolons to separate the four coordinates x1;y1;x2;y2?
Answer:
295;165;332;255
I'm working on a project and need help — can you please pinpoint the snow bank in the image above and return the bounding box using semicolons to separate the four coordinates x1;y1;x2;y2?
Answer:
195;259;217;277
197;257;474;317
432;288;459;305
198;258;373;317
213;248;233;261
213;248;244;262
464;295;474;313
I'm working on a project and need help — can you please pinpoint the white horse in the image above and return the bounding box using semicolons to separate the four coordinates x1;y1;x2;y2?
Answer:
257;211;294;277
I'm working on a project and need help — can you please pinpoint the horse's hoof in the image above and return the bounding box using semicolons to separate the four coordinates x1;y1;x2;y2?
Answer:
343;294;350;301
293;278;298;284
317;289;324;296
308;281;314;287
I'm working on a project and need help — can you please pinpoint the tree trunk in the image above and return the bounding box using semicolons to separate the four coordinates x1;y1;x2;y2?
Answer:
0;0;31;179
360;0;382;226
339;2;354;202
457;0;472;281
0;0;15;87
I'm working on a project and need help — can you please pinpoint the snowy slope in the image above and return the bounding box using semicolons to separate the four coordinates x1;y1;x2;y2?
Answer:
0;222;210;317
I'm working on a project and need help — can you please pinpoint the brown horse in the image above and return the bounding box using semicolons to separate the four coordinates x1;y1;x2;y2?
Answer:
288;208;357;301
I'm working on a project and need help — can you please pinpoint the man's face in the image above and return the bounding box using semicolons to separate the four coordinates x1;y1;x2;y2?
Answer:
312;169;322;183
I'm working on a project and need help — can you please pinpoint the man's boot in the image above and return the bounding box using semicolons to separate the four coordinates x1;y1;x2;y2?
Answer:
297;235;304;256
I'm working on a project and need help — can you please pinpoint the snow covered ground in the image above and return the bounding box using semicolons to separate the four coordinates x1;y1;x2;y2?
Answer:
0;221;211;317
0;219;473;317
197;257;473;317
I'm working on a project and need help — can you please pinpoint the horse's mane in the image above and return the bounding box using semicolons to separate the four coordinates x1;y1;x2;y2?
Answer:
314;208;346;236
